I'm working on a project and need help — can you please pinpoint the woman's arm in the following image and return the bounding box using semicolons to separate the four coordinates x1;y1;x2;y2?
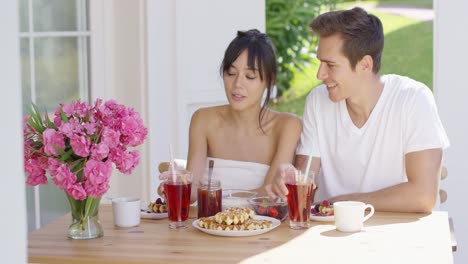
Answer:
260;114;302;196
186;109;209;203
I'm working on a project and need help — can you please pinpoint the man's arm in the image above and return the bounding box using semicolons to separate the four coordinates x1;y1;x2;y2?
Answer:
329;148;442;213
294;154;321;179
266;155;321;201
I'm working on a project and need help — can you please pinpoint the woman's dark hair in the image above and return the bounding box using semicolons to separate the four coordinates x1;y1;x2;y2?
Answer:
220;29;277;131
310;7;384;73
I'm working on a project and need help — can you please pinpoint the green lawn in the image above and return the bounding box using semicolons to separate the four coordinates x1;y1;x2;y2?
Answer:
343;0;432;8
271;8;433;116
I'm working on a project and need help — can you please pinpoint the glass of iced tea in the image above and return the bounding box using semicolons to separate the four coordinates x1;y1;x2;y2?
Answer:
197;178;222;218
285;170;314;230
162;170;192;229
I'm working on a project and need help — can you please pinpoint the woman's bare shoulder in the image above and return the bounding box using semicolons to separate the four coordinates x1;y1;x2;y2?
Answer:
267;110;302;127
191;105;228;126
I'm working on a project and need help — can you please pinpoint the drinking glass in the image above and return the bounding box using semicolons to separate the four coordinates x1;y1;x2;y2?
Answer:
285;170;314;229
162;170;192;229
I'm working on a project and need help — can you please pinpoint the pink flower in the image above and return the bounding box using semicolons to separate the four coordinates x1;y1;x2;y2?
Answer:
67;184;87;200
26;174;48;186
61;102;75;117
23;140;35;160
83;121;96;135
114;150;140;174
84;160;112;185
70;135;91;157
58;119;82;138
91;143;109;161
120;112;148;147
47;158;62;176
84;181;109;198
52;164;77;190
23;98;147;199
53;107;63;127
101;128;120;148
73;101;89;118
24;158;47;186
42;129;65;156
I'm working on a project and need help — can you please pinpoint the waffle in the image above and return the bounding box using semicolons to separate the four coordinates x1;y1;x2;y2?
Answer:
213;207;254;225
198;217;272;231
197;207;271;231
319;205;333;215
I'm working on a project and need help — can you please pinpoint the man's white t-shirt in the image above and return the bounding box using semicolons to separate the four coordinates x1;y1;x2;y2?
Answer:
296;74;450;202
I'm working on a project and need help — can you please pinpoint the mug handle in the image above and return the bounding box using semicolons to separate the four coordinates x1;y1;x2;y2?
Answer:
363;204;375;222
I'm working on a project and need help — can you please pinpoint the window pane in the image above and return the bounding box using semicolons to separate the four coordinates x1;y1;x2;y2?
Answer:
19;0;29;32
20;39;32;115
34;37;80;113
33;0;78;32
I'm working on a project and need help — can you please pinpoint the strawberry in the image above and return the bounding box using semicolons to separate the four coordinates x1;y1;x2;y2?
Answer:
268;207;279;218
321;200;330;207
310;207;318;214
257;206;268;215
155;198;162;204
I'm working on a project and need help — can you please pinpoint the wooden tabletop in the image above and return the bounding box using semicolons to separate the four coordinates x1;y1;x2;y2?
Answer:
28;205;453;264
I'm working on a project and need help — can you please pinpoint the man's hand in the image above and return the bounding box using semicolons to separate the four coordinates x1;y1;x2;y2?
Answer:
265;163;297;201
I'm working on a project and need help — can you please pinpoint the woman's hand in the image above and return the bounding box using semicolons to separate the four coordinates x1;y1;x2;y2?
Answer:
157;183;166;199
157;173;168;199
265;163;297;201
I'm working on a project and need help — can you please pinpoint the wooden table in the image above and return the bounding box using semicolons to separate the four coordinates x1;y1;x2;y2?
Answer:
28;205;454;264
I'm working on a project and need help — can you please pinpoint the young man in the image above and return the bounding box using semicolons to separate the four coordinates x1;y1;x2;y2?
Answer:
267;7;449;213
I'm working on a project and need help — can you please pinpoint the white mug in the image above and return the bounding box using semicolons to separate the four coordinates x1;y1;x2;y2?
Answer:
334;201;374;232
112;197;141;227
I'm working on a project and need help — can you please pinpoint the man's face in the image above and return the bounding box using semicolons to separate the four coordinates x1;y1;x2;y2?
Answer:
316;34;361;102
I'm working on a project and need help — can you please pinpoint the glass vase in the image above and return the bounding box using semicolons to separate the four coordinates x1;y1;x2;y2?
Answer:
67;194;103;239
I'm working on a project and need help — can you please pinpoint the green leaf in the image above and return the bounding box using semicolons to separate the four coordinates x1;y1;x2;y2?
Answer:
44;112;55;129
60;109;69;123
27;119;42;134
59;149;74;162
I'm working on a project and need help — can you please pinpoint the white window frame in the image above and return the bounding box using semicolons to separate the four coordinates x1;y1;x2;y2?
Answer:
20;0;111;230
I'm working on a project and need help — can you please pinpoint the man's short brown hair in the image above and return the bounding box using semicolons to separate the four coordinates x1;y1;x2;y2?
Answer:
310;7;384;73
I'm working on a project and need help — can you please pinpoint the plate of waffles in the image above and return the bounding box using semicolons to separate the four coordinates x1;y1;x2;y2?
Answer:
140;199;168;219
310;213;334;222
192;215;280;237
140;209;168;220
310;201;334;222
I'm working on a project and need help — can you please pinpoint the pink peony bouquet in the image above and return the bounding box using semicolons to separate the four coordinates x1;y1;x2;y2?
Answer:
23;99;147;199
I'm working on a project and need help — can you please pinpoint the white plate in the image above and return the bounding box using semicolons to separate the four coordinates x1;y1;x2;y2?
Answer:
310;213;334;222
140;210;168;219
192;215;281;237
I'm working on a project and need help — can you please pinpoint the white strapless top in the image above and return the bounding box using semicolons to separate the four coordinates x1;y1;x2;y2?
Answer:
204;157;270;190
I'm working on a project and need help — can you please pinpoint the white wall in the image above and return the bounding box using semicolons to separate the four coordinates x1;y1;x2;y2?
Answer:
147;0;265;202
435;0;468;262
0;1;27;263
90;0;150;202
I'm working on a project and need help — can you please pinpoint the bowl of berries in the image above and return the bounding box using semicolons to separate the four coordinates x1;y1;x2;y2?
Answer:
248;196;288;222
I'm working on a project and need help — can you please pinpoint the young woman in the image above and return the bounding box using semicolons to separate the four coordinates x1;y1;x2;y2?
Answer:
185;29;302;202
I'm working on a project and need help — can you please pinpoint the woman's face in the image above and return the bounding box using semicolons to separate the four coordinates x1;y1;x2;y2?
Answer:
223;50;267;112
